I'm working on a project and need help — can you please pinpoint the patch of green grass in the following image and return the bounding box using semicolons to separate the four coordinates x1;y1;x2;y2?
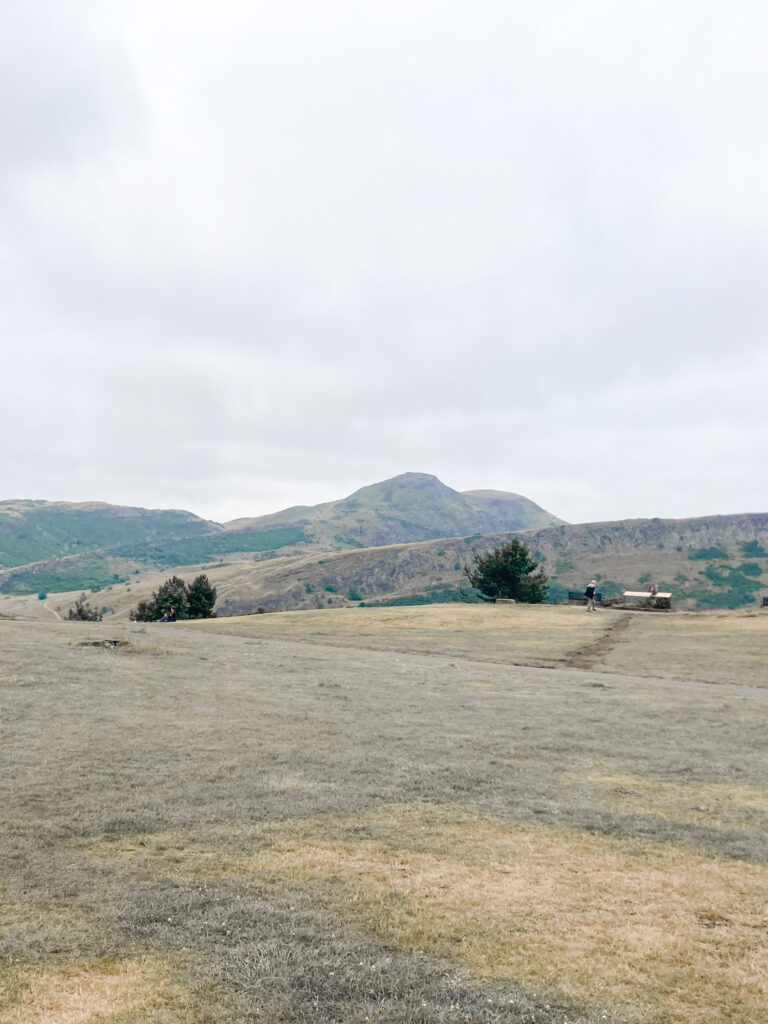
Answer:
597;580;625;598
364;585;481;607
0;559;130;596
740;540;768;558
692;562;764;608
115;527;309;566
545;582;570;604
333;534;364;548
688;546;729;561
738;562;763;577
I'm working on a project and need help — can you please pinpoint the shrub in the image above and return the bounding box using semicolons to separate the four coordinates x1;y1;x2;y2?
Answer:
738;562;763;577
546;582;570;604
67;594;102;621
689;546;729;561
740;540;768;558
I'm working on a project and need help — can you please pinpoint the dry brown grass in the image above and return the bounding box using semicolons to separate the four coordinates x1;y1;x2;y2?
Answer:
83;804;768;1024
1;959;170;1024
562;765;768;830
192;603;617;669
592;609;768;687
4;607;768;1024
191;603;768;686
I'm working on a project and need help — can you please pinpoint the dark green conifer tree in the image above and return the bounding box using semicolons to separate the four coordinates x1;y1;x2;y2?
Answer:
464;538;548;603
187;573;217;619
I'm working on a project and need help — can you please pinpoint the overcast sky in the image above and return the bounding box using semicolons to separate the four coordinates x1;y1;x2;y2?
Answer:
2;1;766;525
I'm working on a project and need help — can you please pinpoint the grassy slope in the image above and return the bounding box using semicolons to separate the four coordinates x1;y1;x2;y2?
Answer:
1;605;767;1024
0;500;217;569
223;472;565;547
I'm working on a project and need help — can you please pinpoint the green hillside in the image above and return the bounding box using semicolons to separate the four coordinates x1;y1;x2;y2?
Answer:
225;472;564;547
0;527;309;596
0;501;217;569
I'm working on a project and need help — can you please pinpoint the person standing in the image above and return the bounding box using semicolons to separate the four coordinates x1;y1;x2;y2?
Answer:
585;579;597;612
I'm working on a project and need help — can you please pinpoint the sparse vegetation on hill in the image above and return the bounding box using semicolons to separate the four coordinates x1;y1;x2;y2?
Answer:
112;526;309;567
66;593;102;621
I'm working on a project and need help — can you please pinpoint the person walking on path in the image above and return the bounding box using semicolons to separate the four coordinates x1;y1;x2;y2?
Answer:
585;579;597;612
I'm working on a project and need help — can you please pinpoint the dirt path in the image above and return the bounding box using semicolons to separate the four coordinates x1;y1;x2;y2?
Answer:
566;613;632;669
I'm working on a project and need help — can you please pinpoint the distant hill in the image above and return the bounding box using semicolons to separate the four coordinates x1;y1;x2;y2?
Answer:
0;475;564;596
204;510;768;614
5;509;766;621
4;481;765;613
224;472;564;547
198;510;768;614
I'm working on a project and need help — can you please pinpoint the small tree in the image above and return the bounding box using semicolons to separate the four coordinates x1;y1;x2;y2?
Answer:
130;576;189;622
464;538;548;603
67;593;103;621
187;574;217;618
154;575;190;619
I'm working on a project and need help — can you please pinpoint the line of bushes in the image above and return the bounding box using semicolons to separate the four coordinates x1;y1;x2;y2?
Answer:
130;574;217;621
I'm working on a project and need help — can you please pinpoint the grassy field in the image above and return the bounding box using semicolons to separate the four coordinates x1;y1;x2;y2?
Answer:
1;604;767;1024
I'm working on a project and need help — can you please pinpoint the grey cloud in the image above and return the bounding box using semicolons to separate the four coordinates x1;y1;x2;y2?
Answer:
2;1;767;523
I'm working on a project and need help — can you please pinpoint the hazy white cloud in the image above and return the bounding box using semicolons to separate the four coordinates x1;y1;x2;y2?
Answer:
2;0;767;523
